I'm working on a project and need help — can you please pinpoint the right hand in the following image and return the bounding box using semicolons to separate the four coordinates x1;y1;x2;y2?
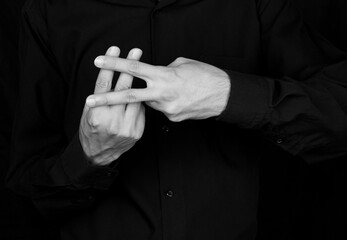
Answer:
79;46;145;166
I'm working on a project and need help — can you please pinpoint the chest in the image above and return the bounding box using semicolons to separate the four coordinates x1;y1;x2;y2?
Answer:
45;0;262;134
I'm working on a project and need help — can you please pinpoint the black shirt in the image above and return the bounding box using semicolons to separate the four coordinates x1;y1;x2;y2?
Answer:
7;0;347;239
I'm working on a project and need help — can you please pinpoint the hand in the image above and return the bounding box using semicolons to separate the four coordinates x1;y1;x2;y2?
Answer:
79;47;145;166
87;56;231;122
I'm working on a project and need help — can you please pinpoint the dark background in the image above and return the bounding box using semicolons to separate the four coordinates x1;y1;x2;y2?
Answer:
0;0;346;239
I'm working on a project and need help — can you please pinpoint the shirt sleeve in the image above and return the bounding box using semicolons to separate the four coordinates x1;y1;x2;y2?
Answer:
6;0;119;220
218;0;347;163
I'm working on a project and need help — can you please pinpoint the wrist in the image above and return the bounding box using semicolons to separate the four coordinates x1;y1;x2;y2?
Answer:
78;129;120;166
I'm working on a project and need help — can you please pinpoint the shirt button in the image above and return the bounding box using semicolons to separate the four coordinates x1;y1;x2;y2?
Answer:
165;190;174;198
276;138;283;144
106;170;119;177
162;125;170;133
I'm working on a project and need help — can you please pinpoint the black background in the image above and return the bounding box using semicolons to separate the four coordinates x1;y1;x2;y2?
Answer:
0;0;346;239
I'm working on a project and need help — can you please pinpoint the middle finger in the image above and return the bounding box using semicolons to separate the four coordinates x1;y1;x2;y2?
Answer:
114;48;143;91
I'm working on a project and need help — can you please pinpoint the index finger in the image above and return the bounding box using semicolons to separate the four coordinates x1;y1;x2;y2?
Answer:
94;55;164;81
94;46;120;94
86;88;157;107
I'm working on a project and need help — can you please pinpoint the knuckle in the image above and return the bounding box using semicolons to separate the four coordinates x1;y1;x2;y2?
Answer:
109;58;117;69
134;132;142;140
161;89;177;101
166;66;180;81
176;57;185;62
131;127;143;140
106;126;118;136
117;125;133;138
115;82;130;91
86;109;109;131
167;114;182;122
173;57;187;65
164;104;177;115
87;115;101;129
106;120;123;135
95;79;109;89
103;95;110;105
125;90;137;103
164;67;176;78
129;129;138;139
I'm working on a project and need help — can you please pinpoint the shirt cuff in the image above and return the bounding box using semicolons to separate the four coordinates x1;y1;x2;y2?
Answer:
216;71;305;155
61;134;119;190
217;70;270;128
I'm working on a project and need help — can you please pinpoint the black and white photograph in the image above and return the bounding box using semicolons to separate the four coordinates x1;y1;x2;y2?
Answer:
1;0;347;239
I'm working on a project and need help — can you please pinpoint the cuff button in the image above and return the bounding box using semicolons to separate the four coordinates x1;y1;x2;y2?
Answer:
165;190;174;198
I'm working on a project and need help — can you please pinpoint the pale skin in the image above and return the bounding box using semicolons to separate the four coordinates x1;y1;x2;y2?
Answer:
79;47;145;166
80;46;230;166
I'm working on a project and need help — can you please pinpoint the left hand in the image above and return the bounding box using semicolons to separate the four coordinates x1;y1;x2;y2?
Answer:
88;55;231;122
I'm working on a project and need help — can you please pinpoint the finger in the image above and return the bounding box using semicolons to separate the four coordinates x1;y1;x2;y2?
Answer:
122;104;145;140
94;46;120;94
117;49;143;121
94;55;164;81
135;105;145;138
86;88;157;107
124;102;141;124
115;48;143;91
111;48;143;115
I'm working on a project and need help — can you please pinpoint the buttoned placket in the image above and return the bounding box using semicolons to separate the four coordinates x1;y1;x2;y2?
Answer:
155;121;187;240
150;4;187;240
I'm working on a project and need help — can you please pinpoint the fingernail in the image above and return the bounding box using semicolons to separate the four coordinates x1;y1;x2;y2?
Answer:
129;49;134;57
108;46;119;55
94;57;104;66
133;48;142;57
86;97;96;107
129;48;142;58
